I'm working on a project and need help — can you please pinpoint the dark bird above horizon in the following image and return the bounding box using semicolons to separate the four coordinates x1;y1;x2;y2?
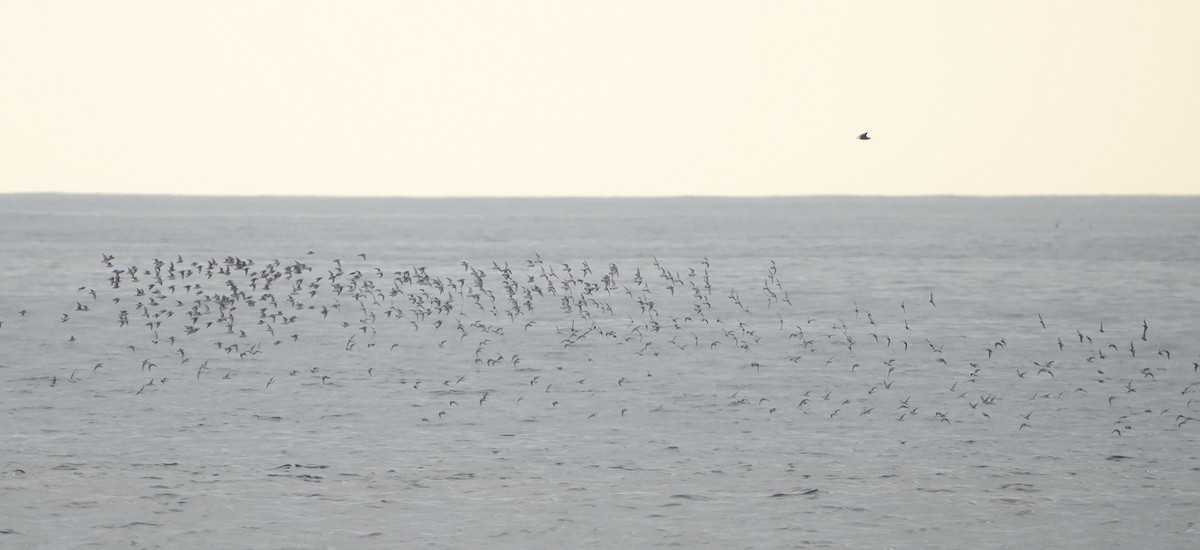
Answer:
858;132;871;140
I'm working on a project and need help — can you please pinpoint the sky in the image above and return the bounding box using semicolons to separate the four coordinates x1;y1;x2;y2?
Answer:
2;1;1198;197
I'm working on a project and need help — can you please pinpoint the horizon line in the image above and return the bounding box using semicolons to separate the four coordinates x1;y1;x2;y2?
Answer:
4;191;1199;200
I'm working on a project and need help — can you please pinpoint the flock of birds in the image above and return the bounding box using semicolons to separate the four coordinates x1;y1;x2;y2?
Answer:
6;251;1199;437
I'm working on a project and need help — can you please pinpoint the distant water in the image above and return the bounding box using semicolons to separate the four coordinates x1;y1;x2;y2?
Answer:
1;194;1197;549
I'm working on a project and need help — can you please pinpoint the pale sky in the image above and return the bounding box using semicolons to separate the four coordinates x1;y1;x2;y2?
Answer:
2;1;1198;197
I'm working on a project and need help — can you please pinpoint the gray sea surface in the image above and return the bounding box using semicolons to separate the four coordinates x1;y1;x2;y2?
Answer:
0;194;1198;549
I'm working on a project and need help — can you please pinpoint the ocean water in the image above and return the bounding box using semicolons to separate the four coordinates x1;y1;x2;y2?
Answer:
0;194;1197;549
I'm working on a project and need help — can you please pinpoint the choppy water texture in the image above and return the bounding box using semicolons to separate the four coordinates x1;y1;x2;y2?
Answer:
1;195;1198;549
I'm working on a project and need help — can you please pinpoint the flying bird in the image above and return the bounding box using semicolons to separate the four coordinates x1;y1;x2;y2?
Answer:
858;132;871;140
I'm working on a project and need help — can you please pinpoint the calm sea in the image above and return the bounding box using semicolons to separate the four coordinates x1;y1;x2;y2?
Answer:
1;194;1197;548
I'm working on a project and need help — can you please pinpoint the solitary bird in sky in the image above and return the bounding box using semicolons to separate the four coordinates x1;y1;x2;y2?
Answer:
857;132;871;140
